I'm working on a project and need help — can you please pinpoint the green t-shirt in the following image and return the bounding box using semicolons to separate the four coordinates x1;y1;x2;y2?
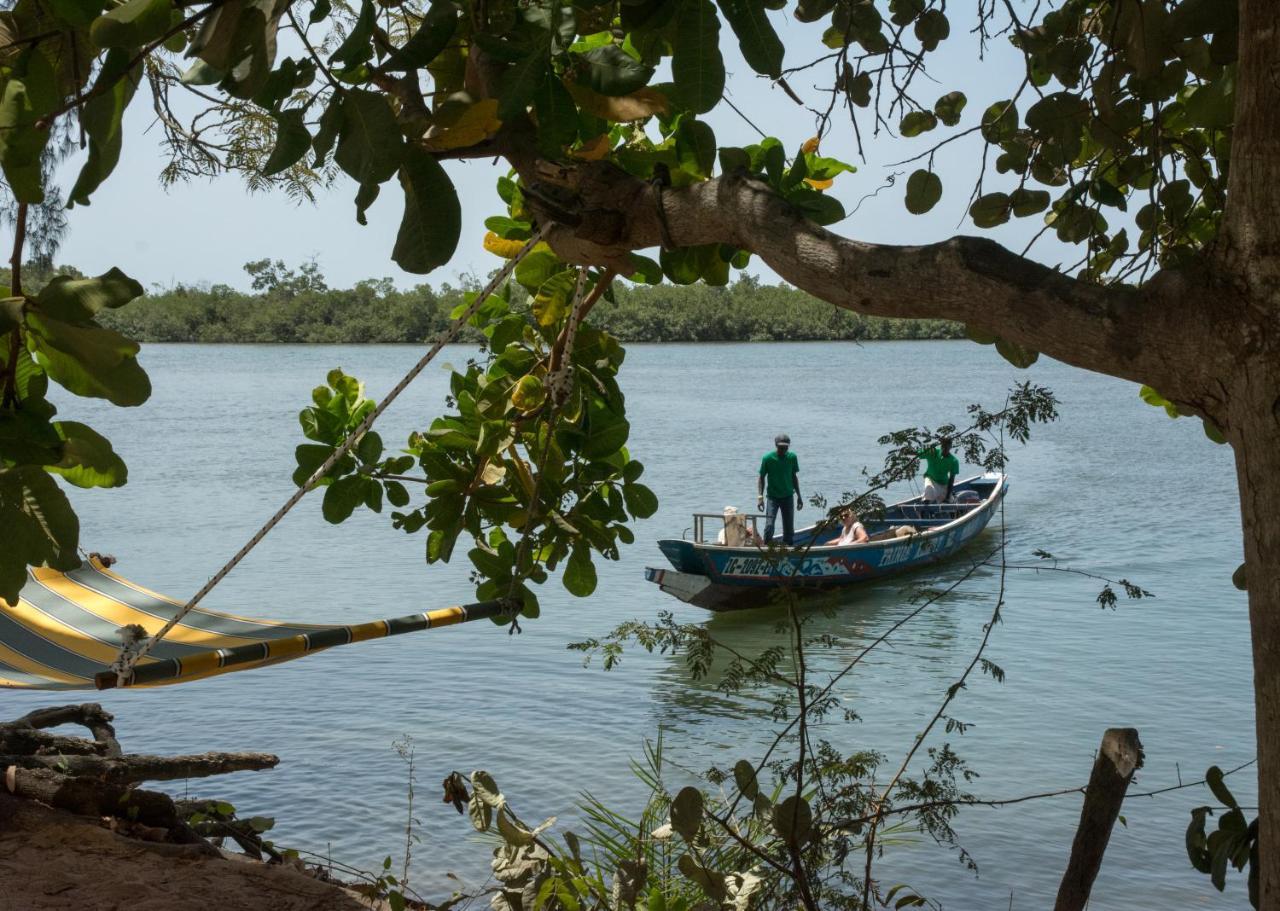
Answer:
918;447;960;484
759;450;799;499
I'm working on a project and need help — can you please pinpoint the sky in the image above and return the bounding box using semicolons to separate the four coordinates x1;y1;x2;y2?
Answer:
41;6;1083;293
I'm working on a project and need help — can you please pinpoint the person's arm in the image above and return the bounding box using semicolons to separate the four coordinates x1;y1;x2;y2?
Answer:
793;457;802;510
757;470;765;511
945;459;957;501
854;524;869;544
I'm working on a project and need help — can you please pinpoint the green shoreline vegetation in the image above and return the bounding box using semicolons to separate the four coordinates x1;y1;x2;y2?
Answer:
7;260;961;344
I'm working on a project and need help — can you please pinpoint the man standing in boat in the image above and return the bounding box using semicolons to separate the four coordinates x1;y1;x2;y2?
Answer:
757;434;802;545
917;436;960;504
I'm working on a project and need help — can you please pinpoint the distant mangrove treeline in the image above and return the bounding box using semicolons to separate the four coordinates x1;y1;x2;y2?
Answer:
21;261;963;343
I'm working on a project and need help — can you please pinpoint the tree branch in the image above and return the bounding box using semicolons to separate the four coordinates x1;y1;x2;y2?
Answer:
524;162;1225;407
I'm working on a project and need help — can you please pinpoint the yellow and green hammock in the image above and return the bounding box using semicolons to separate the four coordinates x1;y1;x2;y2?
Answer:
1;557;508;690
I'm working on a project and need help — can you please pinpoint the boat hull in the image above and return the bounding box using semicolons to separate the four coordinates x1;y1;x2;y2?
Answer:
646;474;1007;611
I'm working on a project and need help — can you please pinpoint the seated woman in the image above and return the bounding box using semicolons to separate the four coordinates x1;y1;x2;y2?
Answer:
829;510;870;546
716;506;762;546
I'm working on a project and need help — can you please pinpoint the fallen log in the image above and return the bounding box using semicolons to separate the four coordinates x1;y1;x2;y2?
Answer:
0;702;121;757
1;749;279;783
0;703;279;855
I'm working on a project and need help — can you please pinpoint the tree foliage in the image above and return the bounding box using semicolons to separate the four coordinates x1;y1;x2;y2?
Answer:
0;0;1243;600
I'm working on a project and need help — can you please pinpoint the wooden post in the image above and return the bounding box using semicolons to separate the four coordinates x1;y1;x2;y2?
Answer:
1054;728;1144;911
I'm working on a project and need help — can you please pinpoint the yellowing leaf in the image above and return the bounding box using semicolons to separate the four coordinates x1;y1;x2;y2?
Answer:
532;272;576;325
804;176;834;190
568;83;669;123
573;134;613;160
483;231;526;258
801;135;821;155
510;375;546;413
423;100;502;151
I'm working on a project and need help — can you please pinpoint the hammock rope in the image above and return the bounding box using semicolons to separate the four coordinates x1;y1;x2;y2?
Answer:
111;230;548;686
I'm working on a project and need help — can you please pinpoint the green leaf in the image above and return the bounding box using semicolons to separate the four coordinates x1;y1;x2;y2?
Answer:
583;398;630;458
676;118;716;179
844;69;872;106
626;254;663;284
979;99;1018;144
914;8;949;50
334;89;405;185
0;466;81;602
1009;188;1050;217
969;192;1010;228
1139;385;1181;418
0;78;53;204
25;314;151;406
0;298;24;334
90;0;172;48
311;93;343;167
392;147;461;273
45;421;128;488
383;0;458;70
900;110;937;137
534;74;578;157
676;854;726;902
1232;562;1247;591
933;90;966;126
263;108;311;176
532;271;576;327
1206;766;1238;809
716;0;783;78
577;45;654;96
322;475;365;523
385;480;410;507
733;759;759;799
499;53;548;122
67;49;142;207
771;794;813;843
46;0;107;27
904;169;941;214
355;430;383;464
563;545;597;596
34;268;144;323
672;0;725;114
354;181;379;226
515;249;565;292
995;337;1038;369
670;786;704;840
293;442;336;487
330;0;375;67
622;482;658;518
965;324;998;345
1184;70;1234;130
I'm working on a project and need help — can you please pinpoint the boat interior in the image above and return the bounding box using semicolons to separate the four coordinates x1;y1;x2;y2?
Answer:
689;475;1001;547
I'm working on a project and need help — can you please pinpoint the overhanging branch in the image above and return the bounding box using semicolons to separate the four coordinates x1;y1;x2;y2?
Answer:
523;160;1225;404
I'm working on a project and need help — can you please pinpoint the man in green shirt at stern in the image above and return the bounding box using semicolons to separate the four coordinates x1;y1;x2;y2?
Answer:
917;436;961;504
757;434;802;545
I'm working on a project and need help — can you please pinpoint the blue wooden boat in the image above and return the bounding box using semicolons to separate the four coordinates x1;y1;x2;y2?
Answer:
645;473;1008;611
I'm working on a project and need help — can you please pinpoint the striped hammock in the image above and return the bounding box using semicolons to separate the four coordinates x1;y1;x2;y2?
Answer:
1;557;507;690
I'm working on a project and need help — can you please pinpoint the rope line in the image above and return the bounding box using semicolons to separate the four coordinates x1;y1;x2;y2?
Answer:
112;230;547;685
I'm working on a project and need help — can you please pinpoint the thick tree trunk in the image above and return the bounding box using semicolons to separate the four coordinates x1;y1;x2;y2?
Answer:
1230;377;1280;908
1225;5;1280;907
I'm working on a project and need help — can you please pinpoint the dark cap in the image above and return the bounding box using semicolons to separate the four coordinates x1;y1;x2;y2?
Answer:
774;433;791;447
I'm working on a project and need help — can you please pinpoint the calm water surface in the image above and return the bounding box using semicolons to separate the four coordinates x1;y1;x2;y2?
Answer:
3;341;1254;908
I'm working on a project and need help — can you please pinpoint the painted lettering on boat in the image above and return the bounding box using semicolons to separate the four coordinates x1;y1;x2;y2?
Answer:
720;554;873;578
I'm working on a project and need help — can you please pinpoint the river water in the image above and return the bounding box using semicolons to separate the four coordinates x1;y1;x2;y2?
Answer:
3;341;1254;908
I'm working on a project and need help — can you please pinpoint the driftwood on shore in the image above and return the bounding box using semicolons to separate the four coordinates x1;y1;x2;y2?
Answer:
0;702;278;850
